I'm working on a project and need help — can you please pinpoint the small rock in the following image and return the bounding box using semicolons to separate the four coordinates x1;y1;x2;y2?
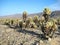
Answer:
5;29;13;33
48;38;51;41
40;40;43;43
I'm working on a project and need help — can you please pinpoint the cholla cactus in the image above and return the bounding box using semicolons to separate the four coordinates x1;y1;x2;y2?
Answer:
33;15;39;27
49;21;58;37
10;19;19;27
26;17;33;28
52;19;58;29
41;21;50;38
28;17;33;22
39;16;45;25
41;10;58;38
44;21;53;33
10;19;14;26
26;17;33;24
0;19;4;24
22;22;26;28
30;22;37;28
4;19;10;25
43;8;51;15
15;19;20;27
52;22;58;31
57;18;60;25
43;8;51;22
41;20;58;38
40;16;45;22
23;11;27;22
18;20;23;29
33;15;39;22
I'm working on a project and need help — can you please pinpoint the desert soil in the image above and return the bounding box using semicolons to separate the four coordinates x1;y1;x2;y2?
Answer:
0;25;60;45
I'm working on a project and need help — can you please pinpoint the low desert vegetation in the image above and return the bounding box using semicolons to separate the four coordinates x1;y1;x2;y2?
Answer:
0;8;60;45
0;8;58;38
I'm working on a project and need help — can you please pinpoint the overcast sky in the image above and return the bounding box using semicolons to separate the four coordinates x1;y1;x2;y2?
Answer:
0;0;60;16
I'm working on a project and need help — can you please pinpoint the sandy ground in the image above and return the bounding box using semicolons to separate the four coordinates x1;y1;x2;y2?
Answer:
0;25;60;45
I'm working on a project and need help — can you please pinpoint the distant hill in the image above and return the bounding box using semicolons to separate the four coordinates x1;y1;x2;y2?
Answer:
29;10;60;18
0;10;60;19
0;14;22;19
51;11;60;18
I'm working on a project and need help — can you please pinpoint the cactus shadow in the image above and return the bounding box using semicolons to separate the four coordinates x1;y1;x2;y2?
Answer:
55;26;60;35
17;29;40;36
8;25;20;29
55;30;60;35
17;29;47;40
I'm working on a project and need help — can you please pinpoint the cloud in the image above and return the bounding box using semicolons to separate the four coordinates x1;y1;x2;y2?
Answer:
48;1;60;11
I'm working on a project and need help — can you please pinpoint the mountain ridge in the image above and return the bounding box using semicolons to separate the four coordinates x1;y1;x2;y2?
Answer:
0;10;60;19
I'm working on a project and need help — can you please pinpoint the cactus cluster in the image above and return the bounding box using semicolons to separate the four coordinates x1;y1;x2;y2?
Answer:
0;8;58;38
40;8;58;38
